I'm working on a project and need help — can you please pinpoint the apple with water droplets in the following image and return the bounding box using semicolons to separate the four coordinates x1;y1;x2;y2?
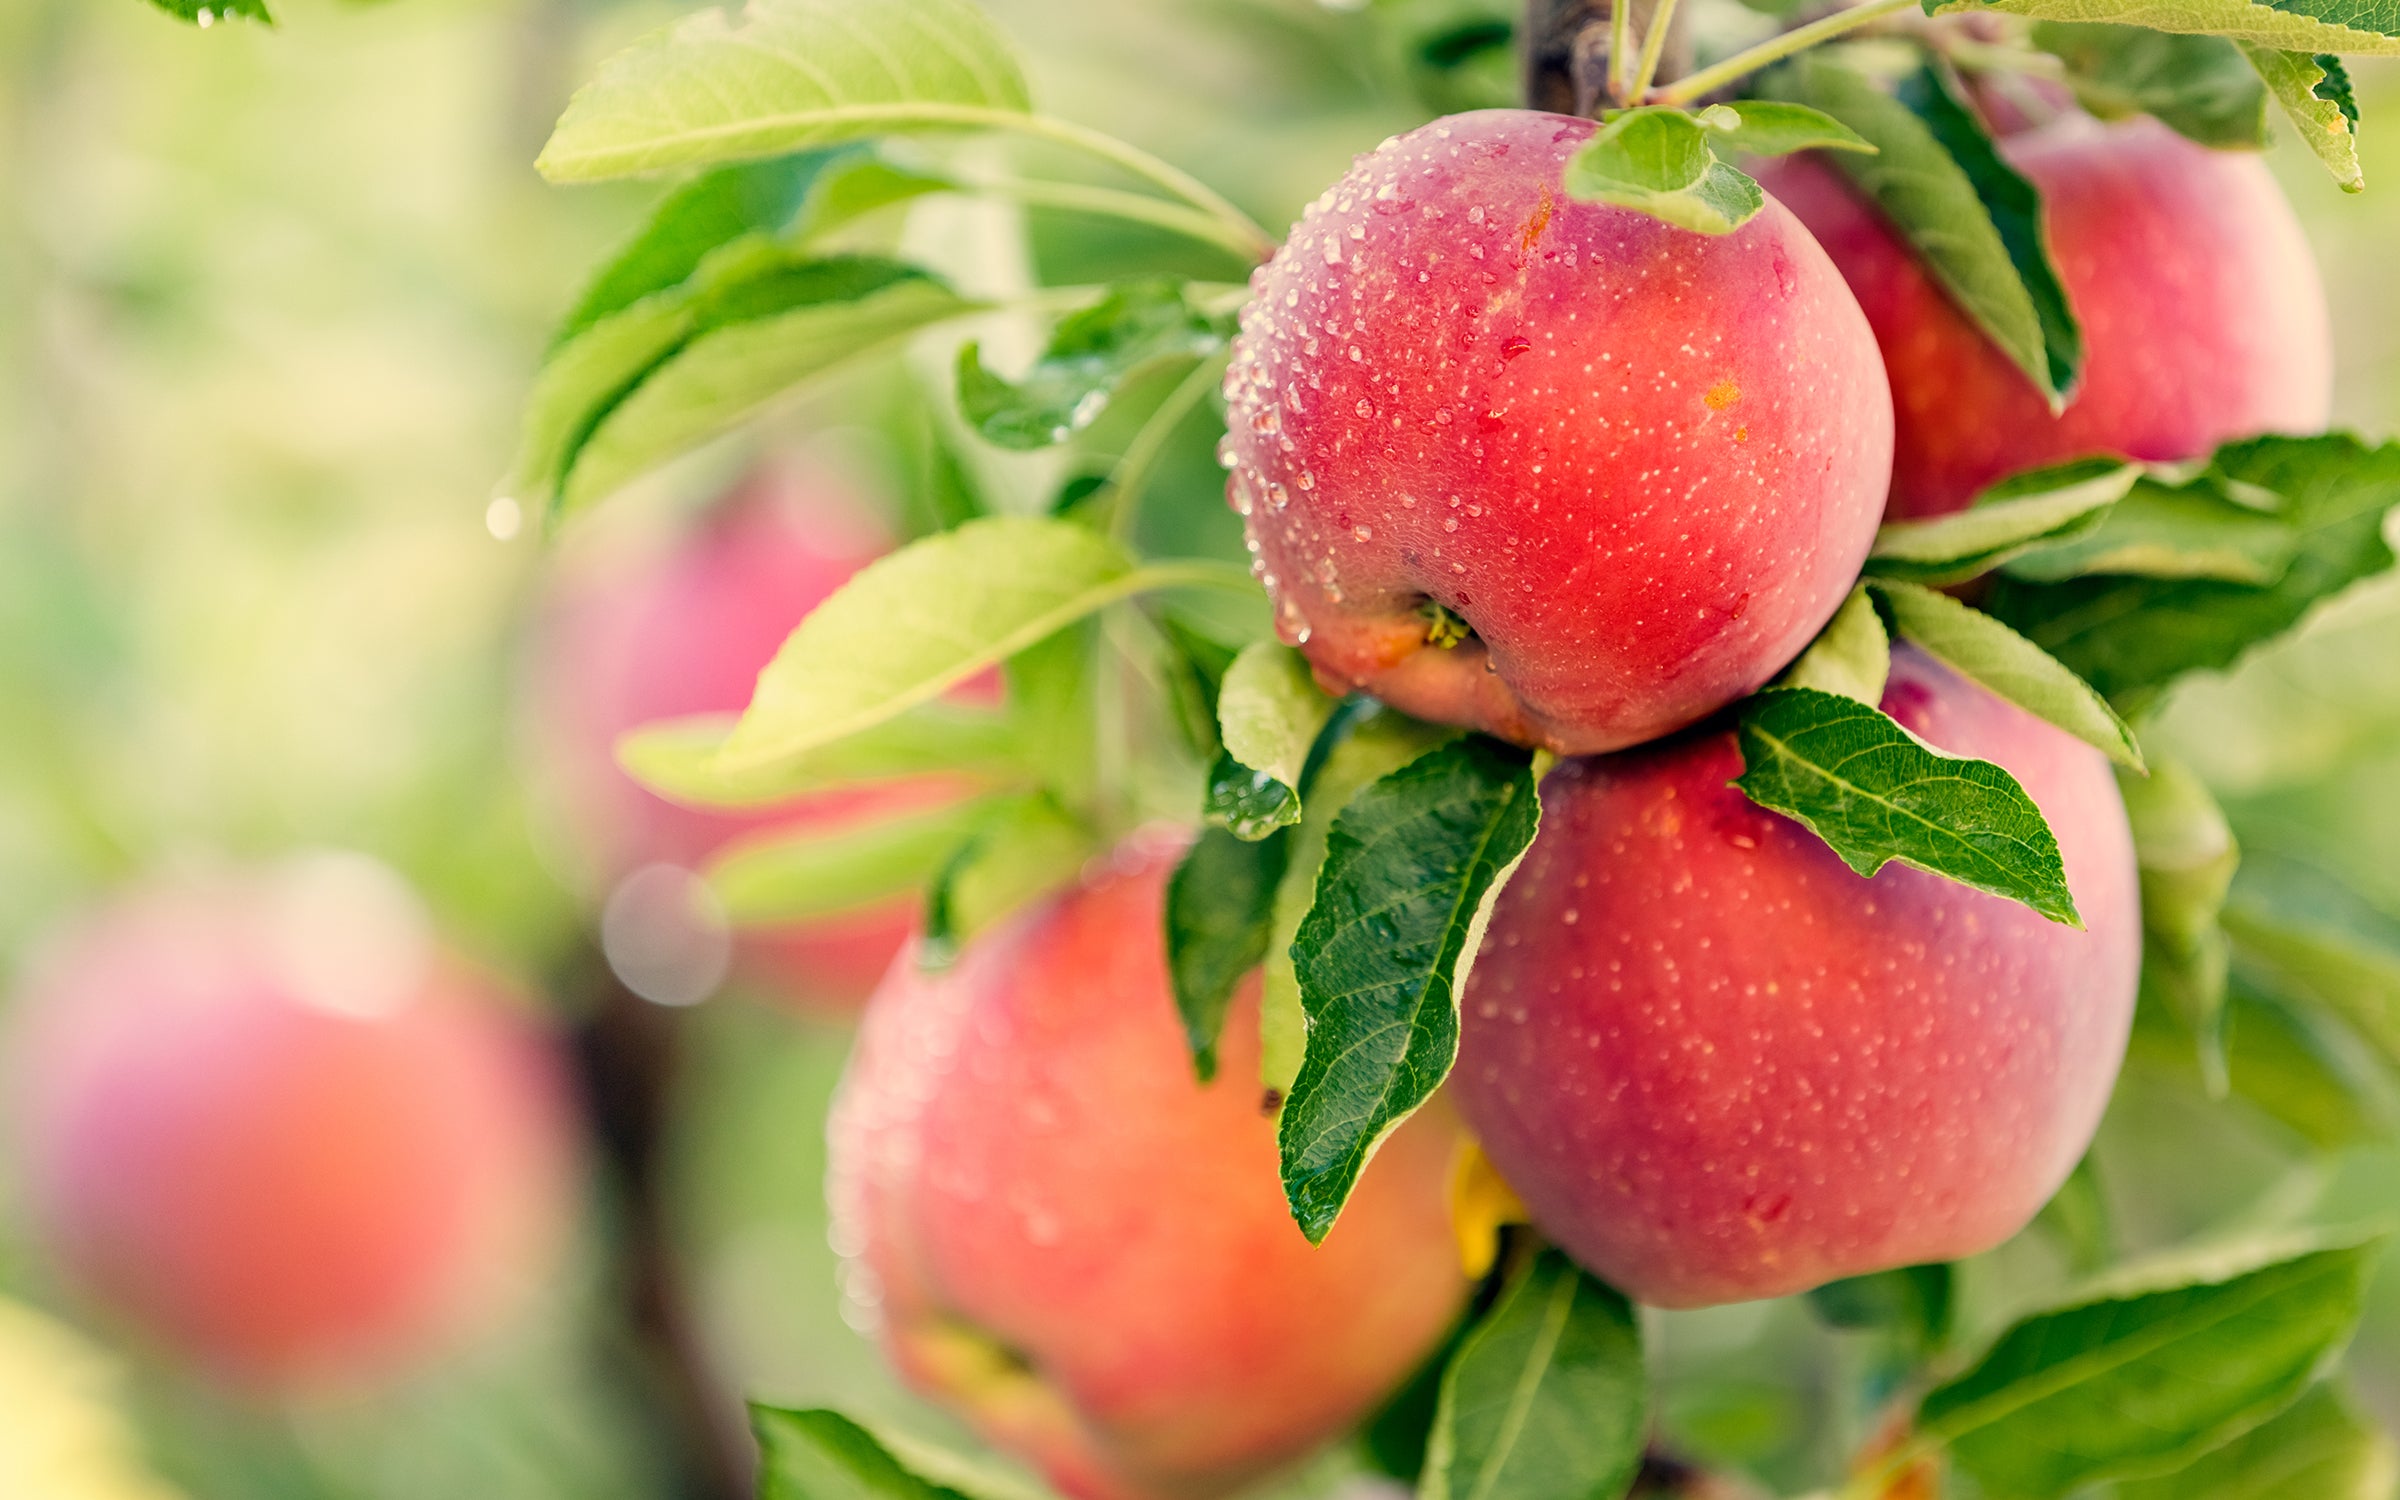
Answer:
1759;114;2331;519
1454;645;2139;1307
1221;109;1894;755
829;835;1465;1500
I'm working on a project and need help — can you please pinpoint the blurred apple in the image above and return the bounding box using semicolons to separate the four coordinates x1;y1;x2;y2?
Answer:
4;854;579;1391
523;460;970;1011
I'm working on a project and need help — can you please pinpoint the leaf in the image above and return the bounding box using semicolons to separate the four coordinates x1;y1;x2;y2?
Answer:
146;0;272;24
1928;0;2400;60
538;0;1033;184
2245;45;2366;191
2034;1152;2115;1274
1867;459;2140;584
1208;643;1338;838
561;269;976;514
1762;56;2082;405
2032;23;2269;147
1277;736;1541;1242
752;1405;1042;1500
2001;475;2301;583
2117;1381;2399;1499
617;706;1019;808
1259;708;1455;1100
2146;982;2400;1151
1165;826;1291;1082
918;794;1093;968
1732;688;2081;926
1774;583;1890;704
717;518;1143;776
1420;1250;1648;1500
554;147;945;348
705;796;997;924
1562;107;1768;235
1704;99;1880;157
1807;1264;1957;1352
1910;1231;2383;1499
1870;580;2143;770
1983;435;2400;713
957;281;1234;451
2221;852;2400;1070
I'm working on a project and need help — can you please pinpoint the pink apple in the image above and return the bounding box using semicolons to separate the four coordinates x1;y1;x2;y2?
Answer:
1454;645;2140;1307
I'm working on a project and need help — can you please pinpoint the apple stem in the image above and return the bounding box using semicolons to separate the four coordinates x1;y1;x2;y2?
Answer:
1645;0;1917;106
1625;0;1685;106
1608;0;1638;107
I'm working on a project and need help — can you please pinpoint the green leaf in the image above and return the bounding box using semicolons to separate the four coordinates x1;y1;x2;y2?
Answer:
146;0;272;25
918;794;1093;968
1870;580;2143;770
1928;0;2400;60
555;147;946;348
2118;1381;2398;1499
716;517;1163;777
1807;1263;1957;1351
2125;760;2240;1089
705;796;997;924
560;268;975;515
1775;583;1890;704
2222;852;2400;1071
957;281;1234;451
1705;99;1879;157
1868;459;2140;584
1165;826;1291;1081
1763;55;2082;405
1208;643;1338;838
1278;736;1540;1242
2245;45;2366;191
1259;708;1455;1100
2033;23;2269;147
2199;983;2396;1150
1984;435;2400;713
2001;475;2301;584
538;0;1033;184
2035;1152;2115;1274
1732;687;2080;925
752;1405;1042;1500
1420;1250;1648;1500
617;706;1019;808
1563;107;1768;235
1911;1231;2384;1498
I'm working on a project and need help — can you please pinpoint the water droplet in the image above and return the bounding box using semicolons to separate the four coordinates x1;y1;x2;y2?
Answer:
1296;470;1315;491
1353;524;1373;541
1268;481;1292;510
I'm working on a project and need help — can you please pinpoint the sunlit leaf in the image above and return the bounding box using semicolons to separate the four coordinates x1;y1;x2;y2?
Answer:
1774;583;1890;704
1871;580;2142;770
1867;459;2139;584
706;797;998;924
2245;45;2365;191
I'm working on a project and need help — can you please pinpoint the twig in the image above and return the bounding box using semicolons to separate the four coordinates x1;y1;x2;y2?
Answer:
1648;0;1917;105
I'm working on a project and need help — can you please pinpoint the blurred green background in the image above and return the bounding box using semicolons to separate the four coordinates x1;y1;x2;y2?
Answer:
3;1;2399;1496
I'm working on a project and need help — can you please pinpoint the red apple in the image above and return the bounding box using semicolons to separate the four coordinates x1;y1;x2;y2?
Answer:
525;461;965;1008
1758;115;2331;519
830;835;1466;1500
5;858;578;1387
1221;108;1893;755
1453;645;2140;1307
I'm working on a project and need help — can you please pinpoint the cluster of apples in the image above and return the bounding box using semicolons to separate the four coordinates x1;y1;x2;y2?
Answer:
824;105;2331;1500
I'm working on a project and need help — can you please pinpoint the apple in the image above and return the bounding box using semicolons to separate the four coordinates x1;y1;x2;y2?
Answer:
829;834;1466;1500
5;857;578;1387
1220;108;1893;755
524;461;965;1008
1758;114;2331;519
1453;645;2140;1307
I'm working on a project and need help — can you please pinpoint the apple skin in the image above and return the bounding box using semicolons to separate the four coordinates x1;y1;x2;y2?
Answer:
5;873;578;1387
1453;645;2140;1308
1757;115;2331;520
525;462;962;1007
829;835;1467;1500
1221;108;1893;755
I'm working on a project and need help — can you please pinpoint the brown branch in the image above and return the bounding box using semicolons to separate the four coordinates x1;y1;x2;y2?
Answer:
1522;0;1695;114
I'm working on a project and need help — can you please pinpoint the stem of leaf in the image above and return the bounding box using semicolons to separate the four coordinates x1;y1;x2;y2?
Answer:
1646;0;1916;105
970;177;1269;262
1002;112;1278;262
1107;353;1229;545
1626;0;1685;106
1609;0;1637;108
